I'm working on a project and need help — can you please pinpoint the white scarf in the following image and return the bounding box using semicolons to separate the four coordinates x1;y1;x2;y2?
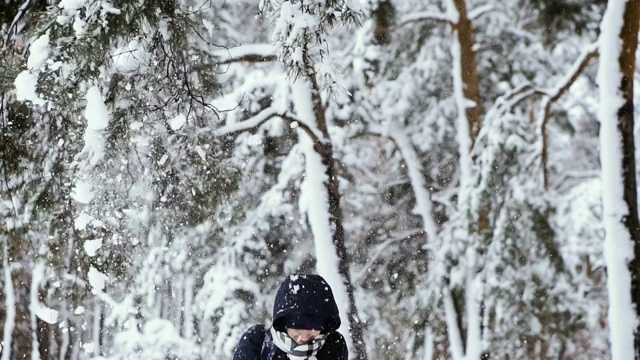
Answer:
270;327;326;360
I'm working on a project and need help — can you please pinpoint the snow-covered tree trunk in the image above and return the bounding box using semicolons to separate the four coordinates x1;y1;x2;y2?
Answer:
92;301;102;356
422;327;435;360
1;238;15;360
597;0;640;358
58;299;70;360
447;0;482;145
183;275;194;338
294;77;367;360
29;261;44;360
446;0;484;357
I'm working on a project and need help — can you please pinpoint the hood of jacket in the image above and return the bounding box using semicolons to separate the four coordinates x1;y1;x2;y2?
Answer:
272;274;341;333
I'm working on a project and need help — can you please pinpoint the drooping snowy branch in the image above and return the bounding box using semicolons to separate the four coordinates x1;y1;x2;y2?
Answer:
213;107;281;136
213;106;324;143
369;124;437;241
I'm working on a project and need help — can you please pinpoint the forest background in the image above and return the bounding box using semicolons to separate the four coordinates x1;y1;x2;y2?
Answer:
1;0;640;359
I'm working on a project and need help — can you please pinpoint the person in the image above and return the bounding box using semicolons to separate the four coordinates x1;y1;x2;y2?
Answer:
233;273;349;360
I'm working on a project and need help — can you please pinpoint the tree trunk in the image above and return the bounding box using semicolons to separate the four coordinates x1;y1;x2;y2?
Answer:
451;0;482;146
318;139;367;360
302;74;368;360
1;239;16;360
617;0;640;356
446;0;485;357
597;0;640;358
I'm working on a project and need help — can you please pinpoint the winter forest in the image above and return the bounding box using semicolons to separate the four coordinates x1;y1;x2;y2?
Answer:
1;0;640;359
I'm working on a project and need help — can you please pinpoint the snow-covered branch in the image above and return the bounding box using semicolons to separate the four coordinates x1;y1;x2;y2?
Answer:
443;289;464;360
213;107;324;144
544;43;599;103
211;44;276;65
6;0;31;40
396;11;456;29
213;107;280;136
468;4;495;20
369;124;438;241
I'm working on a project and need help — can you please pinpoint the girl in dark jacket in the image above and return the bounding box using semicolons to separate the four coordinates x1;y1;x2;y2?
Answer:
233;274;349;360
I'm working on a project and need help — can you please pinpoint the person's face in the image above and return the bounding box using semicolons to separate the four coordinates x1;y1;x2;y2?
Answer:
286;328;321;344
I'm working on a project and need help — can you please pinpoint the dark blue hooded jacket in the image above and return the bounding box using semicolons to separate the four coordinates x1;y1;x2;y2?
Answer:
232;274;348;360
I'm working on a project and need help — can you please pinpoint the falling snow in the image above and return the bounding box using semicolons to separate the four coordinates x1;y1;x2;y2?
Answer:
1;1;630;359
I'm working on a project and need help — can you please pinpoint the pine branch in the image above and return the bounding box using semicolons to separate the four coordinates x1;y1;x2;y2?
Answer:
211;44;276;65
